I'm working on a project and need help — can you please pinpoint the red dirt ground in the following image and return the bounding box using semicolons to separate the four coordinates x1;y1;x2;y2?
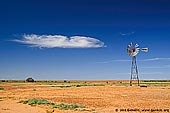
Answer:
0;81;170;113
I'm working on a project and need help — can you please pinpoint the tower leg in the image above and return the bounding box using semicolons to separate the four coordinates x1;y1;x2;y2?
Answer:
130;56;139;86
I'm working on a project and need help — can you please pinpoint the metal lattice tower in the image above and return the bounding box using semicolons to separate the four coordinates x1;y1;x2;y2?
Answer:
127;43;148;86
130;56;139;86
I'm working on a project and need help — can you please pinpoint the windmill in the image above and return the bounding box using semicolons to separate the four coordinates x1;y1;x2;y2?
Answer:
127;43;148;86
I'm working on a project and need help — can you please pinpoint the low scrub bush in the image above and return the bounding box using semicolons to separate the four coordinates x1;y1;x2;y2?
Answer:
58;86;71;88
19;98;85;110
75;84;104;87
19;98;50;105
26;77;34;82
0;87;4;90
52;103;85;110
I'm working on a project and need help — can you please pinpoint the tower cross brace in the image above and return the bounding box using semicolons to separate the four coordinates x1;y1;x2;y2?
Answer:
130;56;139;86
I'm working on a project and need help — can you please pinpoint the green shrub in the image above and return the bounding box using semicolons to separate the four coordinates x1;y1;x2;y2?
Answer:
19;98;50;105
76;85;81;87
59;86;71;88
19;98;85;110
75;84;104;87
52;103;85;110
51;86;71;88
1;80;6;82
26;77;34;82
0;87;4;90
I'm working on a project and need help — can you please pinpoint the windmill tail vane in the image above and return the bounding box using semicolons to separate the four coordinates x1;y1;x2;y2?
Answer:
141;48;148;52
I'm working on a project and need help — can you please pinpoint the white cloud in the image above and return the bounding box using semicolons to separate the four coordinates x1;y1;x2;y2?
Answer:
96;57;170;64
14;34;105;48
140;58;170;61
96;59;131;64
119;32;135;36
142;65;170;69
112;72;163;76
140;72;163;75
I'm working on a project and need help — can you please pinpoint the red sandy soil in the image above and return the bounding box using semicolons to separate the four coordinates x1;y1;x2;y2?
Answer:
0;81;170;113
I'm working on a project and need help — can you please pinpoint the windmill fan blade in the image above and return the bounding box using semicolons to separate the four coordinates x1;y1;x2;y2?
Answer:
127;43;140;56
141;48;148;52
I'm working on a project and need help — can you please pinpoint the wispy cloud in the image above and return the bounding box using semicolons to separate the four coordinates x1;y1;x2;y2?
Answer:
96;57;170;64
113;72;130;76
119;32;135;36
139;58;170;61
112;72;163;76
140;72;163;75
96;59;131;64
142;65;170;69
14;34;105;48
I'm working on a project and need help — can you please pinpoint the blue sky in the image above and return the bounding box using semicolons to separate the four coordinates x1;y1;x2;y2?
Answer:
0;0;170;80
